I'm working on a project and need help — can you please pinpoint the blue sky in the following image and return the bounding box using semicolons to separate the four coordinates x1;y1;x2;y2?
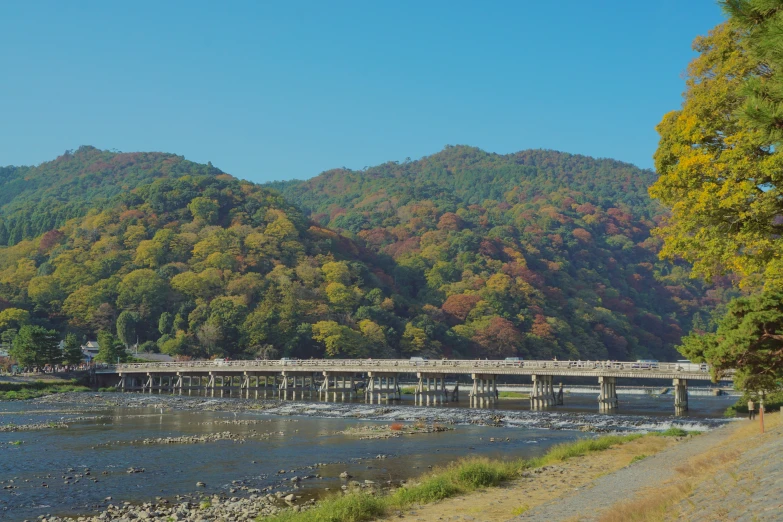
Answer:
1;1;725;182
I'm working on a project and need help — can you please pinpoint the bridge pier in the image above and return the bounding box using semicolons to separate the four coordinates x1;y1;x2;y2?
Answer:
598;376;618;412
470;373;497;408
366;372;400;403
320;372;357;401
530;374;555;409
673;378;688;414
416;373;448;405
279;372;316;400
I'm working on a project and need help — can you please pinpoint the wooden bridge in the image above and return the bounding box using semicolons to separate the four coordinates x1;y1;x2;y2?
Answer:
95;359;732;414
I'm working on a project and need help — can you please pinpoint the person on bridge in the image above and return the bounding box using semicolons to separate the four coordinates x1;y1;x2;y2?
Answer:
748;398;756;420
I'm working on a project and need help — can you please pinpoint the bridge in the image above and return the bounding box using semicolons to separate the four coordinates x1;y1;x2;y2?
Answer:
95;359;732;414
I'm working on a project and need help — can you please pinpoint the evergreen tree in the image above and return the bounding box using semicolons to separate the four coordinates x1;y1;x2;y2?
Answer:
116;311;139;349
95;331;127;363
10;325;61;367
158;312;174;336
722;0;783;144
62;333;83;366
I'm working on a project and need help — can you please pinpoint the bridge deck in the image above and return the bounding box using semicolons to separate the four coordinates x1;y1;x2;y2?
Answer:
96;359;729;382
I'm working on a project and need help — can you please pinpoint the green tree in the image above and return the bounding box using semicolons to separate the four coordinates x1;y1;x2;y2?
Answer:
0;308;30;331
652;6;783;394
116;310;139;349
116;269;167;318
62;333;83;365
722;0;783;144
679;290;783;392
95;330;127;363
158;312;174;336
650;22;772;284
187;196;220;224
311;321;368;358
10;325;61;367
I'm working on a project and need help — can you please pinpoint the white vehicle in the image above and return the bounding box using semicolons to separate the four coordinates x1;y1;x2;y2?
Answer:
632;359;659;369
213;358;227;366
676;359;707;372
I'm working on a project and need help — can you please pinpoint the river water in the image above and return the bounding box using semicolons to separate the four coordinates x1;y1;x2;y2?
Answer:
0;390;737;521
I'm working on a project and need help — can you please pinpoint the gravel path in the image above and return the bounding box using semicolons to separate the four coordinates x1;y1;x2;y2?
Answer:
512;424;739;521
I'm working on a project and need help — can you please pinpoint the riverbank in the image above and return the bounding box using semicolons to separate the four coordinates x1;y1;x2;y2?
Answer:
401;412;780;522
18;433;659;522
1;392;738;521
0;381;90;400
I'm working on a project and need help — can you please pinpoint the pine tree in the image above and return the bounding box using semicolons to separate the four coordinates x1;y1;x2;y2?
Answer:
62;333;83;366
10;325;61;367
95;331;127;363
722;0;783;144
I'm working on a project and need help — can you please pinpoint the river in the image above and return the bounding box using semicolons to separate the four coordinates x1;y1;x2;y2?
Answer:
0;390;737;521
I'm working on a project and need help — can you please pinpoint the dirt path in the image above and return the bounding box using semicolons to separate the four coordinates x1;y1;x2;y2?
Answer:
382;414;781;522
379;435;678;522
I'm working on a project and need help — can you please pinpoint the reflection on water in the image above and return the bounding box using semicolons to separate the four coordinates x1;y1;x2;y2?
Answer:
0;392;737;520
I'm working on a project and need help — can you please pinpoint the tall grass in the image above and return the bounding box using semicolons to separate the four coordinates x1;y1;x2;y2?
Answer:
0;381;90;400
260;434;642;522
269;493;387;522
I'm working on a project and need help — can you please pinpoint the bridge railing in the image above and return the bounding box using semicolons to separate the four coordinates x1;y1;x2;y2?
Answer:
102;359;716;374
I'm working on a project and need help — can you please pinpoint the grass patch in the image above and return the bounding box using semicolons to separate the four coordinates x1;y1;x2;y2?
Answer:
261;434;643;522
650;427;701;437
400;387;416;395
269;493;387;522
630;454;647;464
0;381;90;400
498;391;529;399
526;434;642;468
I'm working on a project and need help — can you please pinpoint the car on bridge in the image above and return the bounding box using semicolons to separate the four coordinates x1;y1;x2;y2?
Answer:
632;359;659;369
504;357;524;366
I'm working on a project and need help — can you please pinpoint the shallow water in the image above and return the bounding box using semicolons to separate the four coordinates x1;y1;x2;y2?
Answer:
0;391;737;521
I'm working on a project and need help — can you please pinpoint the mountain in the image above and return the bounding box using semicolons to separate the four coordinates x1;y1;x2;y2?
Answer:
269;146;734;361
0;146;731;361
0;146;223;246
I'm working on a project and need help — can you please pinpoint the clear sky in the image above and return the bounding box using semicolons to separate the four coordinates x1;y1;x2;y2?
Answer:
1;1;726;183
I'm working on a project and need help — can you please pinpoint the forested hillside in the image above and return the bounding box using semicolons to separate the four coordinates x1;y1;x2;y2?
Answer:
270;146;734;361
0;147;730;361
0;146;222;246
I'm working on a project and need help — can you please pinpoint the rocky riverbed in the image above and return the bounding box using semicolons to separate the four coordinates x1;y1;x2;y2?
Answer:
32;392;729;432
1;391;736;521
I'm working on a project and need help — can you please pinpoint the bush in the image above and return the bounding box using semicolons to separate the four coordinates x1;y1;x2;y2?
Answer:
391;475;462;505
455;460;512;488
656;427;689;437
270;493;386;522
